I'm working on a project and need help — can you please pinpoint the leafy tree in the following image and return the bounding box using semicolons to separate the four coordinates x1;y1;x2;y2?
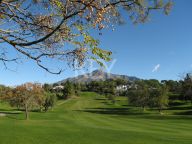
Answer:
0;0;172;73
115;78;128;86
0;85;7;99
128;82;149;111
43;83;52;92
149;85;169;113
128;80;168;112
9;83;45;120
44;92;57;112
63;81;75;99
161;80;181;94
79;83;88;91
105;81;116;104
145;79;161;89
182;73;192;104
74;83;81;96
0;85;13;104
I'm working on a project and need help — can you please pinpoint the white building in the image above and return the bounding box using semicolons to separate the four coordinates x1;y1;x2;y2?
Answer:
53;85;64;90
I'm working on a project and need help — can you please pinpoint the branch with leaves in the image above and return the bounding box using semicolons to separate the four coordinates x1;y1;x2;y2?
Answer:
0;0;173;73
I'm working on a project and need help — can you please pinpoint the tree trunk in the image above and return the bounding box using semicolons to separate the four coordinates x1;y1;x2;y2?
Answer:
142;106;145;112
158;106;162;113
25;104;29;120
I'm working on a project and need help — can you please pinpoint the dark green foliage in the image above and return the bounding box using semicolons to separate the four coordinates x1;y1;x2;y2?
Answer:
128;86;149;111
44;92;57;112
43;83;52;92
62;81;75;99
149;86;169;112
86;79;128;96
0;85;12;100
161;80;182;93
74;83;81;97
181;74;192;103
144;79;161;88
128;80;168;112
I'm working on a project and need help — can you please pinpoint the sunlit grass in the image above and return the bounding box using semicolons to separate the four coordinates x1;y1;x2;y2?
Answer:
0;92;192;144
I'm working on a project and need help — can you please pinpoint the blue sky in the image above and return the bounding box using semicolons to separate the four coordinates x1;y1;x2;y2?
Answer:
1;0;192;86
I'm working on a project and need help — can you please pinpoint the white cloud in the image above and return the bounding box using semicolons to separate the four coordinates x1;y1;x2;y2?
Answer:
152;64;160;72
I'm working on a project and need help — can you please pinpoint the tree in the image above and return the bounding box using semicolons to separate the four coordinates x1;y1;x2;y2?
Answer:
105;80;116;104
0;0;172;73
145;79;161;89
149;85;169;113
182;73;192;104
161;80;181;94
62;81;75;99
74;83;81;96
9;83;45;120
128;80;169;112
43;83;52;92
0;85;13;103
43;91;57;112
128;81;149;111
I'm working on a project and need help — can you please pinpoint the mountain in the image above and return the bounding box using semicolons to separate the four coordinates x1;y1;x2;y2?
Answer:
56;70;139;84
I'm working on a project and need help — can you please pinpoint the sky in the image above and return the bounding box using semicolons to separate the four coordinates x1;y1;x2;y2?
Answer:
1;0;192;86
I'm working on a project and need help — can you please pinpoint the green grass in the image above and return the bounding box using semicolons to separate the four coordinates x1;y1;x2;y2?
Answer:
0;92;192;144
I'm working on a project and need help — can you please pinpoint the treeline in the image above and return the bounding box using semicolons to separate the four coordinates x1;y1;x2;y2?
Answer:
1;74;192;119
59;74;192;113
0;82;80;120
80;79;128;95
128;75;192;112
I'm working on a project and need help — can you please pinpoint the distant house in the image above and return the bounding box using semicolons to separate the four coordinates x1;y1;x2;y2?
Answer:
116;85;128;91
23;82;42;90
116;84;138;92
53;85;64;90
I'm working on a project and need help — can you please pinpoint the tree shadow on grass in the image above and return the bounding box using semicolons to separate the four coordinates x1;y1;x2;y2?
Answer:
76;107;192;120
174;110;192;115
76;107;147;116
167;106;192;110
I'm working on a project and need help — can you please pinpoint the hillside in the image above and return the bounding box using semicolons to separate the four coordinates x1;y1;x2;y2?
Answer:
57;70;139;84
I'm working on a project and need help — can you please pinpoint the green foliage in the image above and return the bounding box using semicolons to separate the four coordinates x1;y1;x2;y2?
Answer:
182;74;192;103
74;24;112;67
74;83;81;97
62;81;75;99
106;93;116;104
149;86;169;112
128;87;149;110
161;80;182;93
43;83;52;92
44;92;57;112
128;80;169;112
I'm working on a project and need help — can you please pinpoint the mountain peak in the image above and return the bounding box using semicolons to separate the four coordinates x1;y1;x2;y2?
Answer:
56;70;139;84
91;69;107;76
91;69;105;74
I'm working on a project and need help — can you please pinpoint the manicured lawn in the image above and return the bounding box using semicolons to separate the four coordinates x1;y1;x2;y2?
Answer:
0;92;192;144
